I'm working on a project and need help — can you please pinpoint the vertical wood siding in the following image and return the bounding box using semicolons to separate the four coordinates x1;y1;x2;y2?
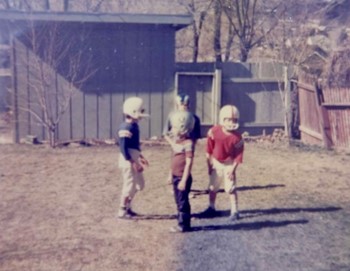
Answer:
13;23;176;142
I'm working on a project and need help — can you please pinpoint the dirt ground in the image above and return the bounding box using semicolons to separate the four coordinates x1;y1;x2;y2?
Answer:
1;138;350;271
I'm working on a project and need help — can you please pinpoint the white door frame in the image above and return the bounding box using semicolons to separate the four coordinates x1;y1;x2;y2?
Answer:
174;69;222;125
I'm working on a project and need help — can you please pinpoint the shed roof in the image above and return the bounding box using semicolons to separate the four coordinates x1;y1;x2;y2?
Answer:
0;10;192;30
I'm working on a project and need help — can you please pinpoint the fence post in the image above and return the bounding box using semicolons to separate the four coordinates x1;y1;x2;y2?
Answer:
284;65;292;138
315;83;333;149
214;69;222;125
10;34;19;143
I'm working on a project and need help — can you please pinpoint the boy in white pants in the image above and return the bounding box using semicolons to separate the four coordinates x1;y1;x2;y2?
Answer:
117;97;149;219
203;105;244;221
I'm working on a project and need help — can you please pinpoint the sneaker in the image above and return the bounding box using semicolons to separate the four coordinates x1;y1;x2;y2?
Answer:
117;207;132;219
199;207;217;218
126;208;138;217
229;212;240;221
228;184;236;194
169;225;191;233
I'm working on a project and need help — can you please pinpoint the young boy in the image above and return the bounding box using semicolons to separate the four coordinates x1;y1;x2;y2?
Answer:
168;110;195;232
163;93;201;184
203;105;244;221
117;97;149;219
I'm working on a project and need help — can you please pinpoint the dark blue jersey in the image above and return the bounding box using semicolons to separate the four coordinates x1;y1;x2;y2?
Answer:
118;121;140;161
191;114;201;141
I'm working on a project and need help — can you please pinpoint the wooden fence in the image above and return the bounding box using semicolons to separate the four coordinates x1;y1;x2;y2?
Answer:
297;75;350;150
176;62;288;136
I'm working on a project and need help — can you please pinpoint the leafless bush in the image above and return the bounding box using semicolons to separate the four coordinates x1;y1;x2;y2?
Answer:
321;49;350;88
11;21;96;147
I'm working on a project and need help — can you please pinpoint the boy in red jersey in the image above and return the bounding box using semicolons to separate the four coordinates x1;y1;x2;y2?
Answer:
203;105;244;221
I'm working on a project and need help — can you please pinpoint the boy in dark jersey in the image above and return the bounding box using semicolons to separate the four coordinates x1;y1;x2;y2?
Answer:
117;97;149;219
203;105;244;221
168;111;195;232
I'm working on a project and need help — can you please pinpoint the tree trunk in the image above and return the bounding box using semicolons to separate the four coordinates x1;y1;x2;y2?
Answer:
64;0;69;11
44;0;50;10
240;46;249;62
48;127;56;148
224;24;234;62
192;24;199;63
213;0;222;63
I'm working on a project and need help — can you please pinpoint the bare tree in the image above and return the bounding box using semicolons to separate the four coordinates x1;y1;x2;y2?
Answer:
213;0;222;63
223;20;235;61
176;0;213;62
219;0;280;62
12;21;96;147
261;1;322;138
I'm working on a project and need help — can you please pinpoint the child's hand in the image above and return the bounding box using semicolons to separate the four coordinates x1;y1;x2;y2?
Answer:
166;172;172;185
207;163;213;175
132;161;144;173
177;180;186;191
139;156;149;169
226;170;235;181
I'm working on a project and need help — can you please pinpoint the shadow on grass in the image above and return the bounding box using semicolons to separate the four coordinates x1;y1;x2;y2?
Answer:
192;206;342;219
241;206;342;219
191;219;308;232
134;214;177;220
191;184;285;197
238;184;285;191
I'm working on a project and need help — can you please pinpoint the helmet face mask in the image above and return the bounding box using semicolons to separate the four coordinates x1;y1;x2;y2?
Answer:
222;117;239;131
175;94;190;110
219;105;240;131
170;111;194;137
123;97;149;120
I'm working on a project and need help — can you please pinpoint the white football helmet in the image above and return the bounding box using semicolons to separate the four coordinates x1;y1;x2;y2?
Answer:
170;111;195;136
123;97;149;119
219;105;240;131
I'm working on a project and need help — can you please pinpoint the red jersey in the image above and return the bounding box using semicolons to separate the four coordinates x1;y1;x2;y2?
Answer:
171;139;194;177
206;125;244;163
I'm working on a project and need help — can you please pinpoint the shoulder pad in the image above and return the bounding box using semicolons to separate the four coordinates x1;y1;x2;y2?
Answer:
118;130;132;138
207;128;214;139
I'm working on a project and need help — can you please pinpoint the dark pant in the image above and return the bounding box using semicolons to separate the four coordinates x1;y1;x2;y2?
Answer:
172;175;193;229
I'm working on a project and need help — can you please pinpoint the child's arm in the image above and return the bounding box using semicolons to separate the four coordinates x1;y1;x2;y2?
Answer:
163;114;174;147
163;117;175;179
139;153;149;169
177;156;193;191
206;153;213;175
118;129;132;161
227;161;239;181
206;128;215;175
118;129;144;172
227;136;244;180
164;134;174;148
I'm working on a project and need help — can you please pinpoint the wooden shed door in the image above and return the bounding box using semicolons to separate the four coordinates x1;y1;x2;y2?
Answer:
175;69;221;125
